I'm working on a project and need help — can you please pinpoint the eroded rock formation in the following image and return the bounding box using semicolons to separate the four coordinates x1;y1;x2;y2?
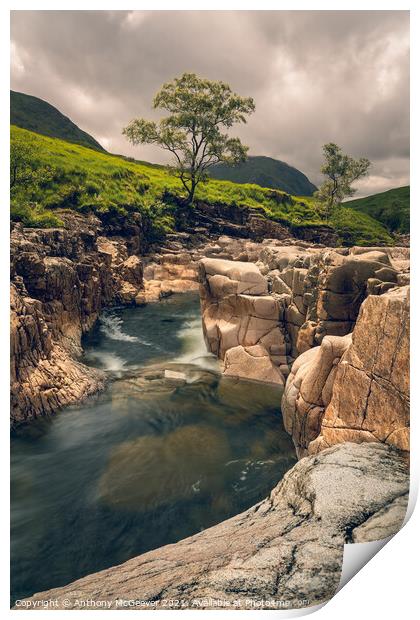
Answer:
136;250;199;304
198;245;408;386
10;213;145;426
199;258;288;384
282;285;410;457
17;442;408;610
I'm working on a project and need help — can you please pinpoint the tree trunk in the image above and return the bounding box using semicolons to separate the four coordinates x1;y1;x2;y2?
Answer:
186;179;197;206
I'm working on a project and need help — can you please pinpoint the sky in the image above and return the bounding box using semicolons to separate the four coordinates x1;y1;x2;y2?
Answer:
10;10;409;196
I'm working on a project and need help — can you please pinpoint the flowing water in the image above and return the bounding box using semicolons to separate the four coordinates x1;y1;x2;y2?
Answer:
10;293;297;602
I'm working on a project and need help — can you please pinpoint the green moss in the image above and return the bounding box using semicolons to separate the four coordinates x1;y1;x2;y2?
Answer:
10;125;395;245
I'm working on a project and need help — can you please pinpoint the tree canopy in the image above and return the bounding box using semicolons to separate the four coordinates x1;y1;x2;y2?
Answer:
314;143;371;218
123;73;255;205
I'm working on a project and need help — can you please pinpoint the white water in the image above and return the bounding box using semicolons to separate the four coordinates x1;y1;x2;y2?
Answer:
84;351;127;373
100;312;151;345
173;317;220;371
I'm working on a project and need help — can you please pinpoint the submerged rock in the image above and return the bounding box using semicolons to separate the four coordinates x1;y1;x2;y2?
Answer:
98;424;230;510
216;375;282;413
163;369;187;383
109;364;220;416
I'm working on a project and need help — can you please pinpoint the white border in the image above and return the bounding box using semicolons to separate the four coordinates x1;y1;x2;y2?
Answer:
2;2;417;618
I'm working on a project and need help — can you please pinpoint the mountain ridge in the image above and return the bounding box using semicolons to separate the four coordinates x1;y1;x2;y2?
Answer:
10;90;105;152
208;155;317;196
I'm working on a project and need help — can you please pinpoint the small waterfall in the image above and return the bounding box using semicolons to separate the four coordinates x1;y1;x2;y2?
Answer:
174;316;219;371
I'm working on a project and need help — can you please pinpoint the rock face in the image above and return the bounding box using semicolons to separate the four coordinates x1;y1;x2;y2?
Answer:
10;213;145;426
10;284;105;426
193;201;340;245
199;258;287;385
18;442;408;610
136;250;199;304
264;245;406;357
282;286;410;457
198;246;408;386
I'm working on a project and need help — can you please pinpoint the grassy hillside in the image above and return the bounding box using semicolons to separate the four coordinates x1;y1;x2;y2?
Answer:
10;125;393;246
11;91;105;152
208;155;317;196
345;186;409;233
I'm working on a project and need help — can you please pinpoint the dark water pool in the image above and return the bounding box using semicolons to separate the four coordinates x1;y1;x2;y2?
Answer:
10;293;296;602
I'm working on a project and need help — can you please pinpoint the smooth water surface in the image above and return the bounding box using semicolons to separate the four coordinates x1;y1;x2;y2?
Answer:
11;293;296;602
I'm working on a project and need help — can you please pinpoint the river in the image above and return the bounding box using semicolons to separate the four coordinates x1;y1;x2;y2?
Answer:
11;292;296;602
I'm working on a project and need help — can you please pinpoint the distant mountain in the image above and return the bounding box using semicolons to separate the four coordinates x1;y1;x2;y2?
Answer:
208;155;317;196
345;186;409;234
10;90;105;152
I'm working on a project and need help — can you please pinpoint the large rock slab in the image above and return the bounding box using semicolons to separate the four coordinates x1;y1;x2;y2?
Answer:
224;344;285;384
199;257;268;295
17;443;408;610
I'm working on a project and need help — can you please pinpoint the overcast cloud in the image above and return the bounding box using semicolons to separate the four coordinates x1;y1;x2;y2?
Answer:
10;10;409;196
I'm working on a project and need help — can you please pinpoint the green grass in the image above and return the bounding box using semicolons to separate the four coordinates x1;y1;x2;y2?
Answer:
10;125;394;246
345;186;409;234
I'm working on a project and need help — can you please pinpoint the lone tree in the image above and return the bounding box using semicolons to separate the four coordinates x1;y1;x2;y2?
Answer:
314;143;371;218
123;73;255;205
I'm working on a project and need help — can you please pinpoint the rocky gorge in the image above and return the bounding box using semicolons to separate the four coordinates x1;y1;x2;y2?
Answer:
198;245;410;458
11;212;410;609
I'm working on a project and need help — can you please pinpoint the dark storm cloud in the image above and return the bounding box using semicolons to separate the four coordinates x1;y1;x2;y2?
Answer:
11;10;409;195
